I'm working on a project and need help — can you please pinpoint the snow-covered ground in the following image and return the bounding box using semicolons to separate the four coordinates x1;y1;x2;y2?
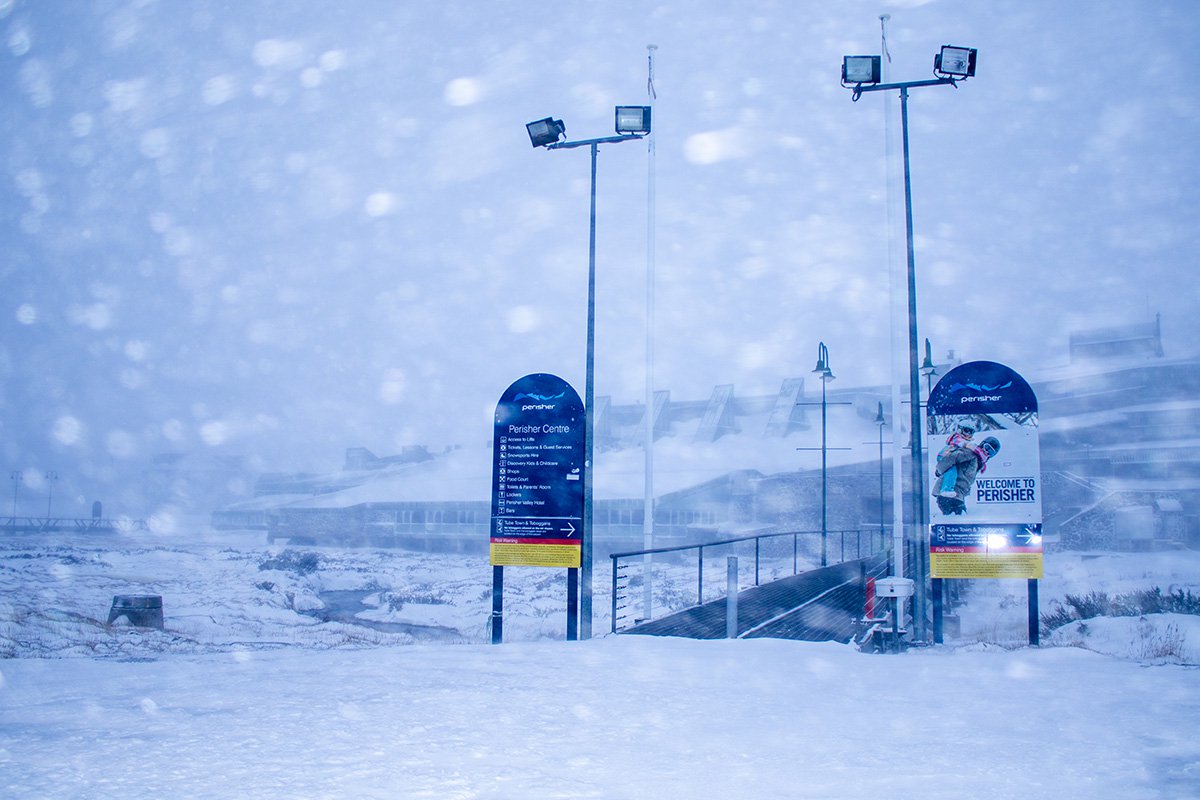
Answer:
1;532;1198;798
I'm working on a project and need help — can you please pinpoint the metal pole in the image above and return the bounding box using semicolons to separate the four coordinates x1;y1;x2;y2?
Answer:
490;565;504;644
726;556;739;638
581;141;598;640
611;557;619;633
45;471;56;518
754;537;760;585
1028;579;1040;646
9;471;19;520
878;419;886;549
821;376;828;567
900;85;929;640
881;14;906;587
567;566;578;641
642;44;658;625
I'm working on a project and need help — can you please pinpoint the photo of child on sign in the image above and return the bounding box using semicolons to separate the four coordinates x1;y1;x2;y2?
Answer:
932;422;1000;516
926;409;1040;522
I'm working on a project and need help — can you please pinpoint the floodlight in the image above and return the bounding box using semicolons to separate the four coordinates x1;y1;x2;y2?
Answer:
615;105;651;135
526;117;565;148
934;45;976;79
842;55;881;86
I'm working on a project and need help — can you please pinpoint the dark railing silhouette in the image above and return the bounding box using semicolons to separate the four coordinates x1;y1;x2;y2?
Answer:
0;516;126;533
609;526;890;633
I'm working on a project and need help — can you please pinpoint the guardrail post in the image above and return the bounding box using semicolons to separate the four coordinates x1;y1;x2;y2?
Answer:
611;554;619;634
754;537;760;586
726;556;739;638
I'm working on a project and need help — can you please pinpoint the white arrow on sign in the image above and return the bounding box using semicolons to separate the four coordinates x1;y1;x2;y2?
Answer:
1015;528;1040;545
561;522;576;536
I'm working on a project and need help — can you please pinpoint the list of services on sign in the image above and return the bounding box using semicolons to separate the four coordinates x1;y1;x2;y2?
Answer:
490;374;585;568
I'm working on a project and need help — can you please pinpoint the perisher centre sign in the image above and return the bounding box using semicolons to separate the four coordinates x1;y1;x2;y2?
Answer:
490;373;585;569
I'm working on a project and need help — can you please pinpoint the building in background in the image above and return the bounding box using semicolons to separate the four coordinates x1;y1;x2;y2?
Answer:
213;319;1200;554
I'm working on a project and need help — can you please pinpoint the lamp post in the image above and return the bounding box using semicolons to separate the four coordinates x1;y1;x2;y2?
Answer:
842;45;977;640
813;343;835;567
9;471;20;522
45;470;58;518
527;106;650;641
874;402;889;555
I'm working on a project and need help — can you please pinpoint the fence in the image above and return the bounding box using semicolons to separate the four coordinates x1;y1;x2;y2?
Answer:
609;526;890;633
0;516;121;534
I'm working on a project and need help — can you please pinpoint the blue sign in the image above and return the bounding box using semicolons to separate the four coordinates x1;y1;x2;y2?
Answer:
490;374;585;568
926;361;1043;578
927;360;1037;417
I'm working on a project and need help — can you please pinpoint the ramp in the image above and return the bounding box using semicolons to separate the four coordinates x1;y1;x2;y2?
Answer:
624;557;884;642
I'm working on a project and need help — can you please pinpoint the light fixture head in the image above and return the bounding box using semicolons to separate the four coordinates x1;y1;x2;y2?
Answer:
920;337;938;376
615;105;651;135
526;117;566;148
813;342;834;381
934;45;977;79
842;55;881;86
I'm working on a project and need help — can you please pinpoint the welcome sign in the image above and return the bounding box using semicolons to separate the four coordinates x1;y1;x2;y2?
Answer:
926;361;1043;579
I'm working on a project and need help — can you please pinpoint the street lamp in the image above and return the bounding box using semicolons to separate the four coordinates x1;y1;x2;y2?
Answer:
920;338;938;398
9;471;20;523
874;402;888;554
45;470;58;518
527;106;649;641
842;44;977;641
813;342;835;567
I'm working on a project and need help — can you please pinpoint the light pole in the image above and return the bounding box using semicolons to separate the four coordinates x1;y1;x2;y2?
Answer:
643;44;659;625
842;45;977;639
873;402;889;555
9;471;20;522
45;470;58;518
527;107;650;640
813;343;835;567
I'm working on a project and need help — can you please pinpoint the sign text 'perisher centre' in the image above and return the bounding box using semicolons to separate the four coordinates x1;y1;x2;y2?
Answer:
490;374;585;568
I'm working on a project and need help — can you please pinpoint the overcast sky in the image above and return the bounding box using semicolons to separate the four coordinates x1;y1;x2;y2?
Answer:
2;1;1197;513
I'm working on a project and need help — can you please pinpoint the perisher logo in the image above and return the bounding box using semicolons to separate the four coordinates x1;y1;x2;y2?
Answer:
948;380;1012;404
514;392;566;403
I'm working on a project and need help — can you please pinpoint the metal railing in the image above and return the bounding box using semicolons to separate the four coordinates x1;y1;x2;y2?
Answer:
609;526;890;633
0;516;122;533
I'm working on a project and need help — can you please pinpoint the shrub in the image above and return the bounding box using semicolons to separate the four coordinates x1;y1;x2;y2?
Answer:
1064;591;1114;620
258;550;321;576
1042;586;1200;635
